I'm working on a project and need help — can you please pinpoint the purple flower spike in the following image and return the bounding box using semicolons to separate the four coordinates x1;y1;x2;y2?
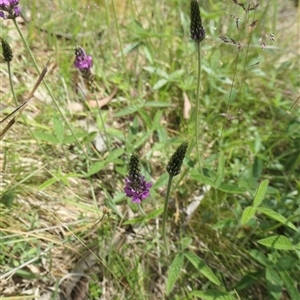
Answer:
0;0;20;19
74;46;93;72
124;175;152;204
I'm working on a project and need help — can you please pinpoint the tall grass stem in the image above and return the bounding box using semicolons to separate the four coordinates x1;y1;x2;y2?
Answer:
162;175;174;255
13;19;91;167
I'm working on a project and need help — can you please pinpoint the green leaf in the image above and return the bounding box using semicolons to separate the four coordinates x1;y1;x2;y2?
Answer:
144;101;171;108
115;105;141;117
253;179;269;207
143;66;168;78
266;266;282;300
152;172;168;189
166;253;184;295
257;235;295;250
0;190;16;207
184;252;221;286
34;131;59;144
180;237;192;250
107;148;124;161
214;152;225;187
123;208;163;225
248;249;268;266
138;110;152;129
217;183;246;194
190;170;216;187
63;132;89;144
189;290;235;300
278;270;300;300
256;207;298;231
86;161;106;177
153;78;169;90
39;177;59;190
234;271;264;291
241;206;257;225
53;117;64;143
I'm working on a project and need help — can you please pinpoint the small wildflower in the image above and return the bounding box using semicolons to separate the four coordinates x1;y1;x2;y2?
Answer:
190;0;205;43
102;206;111;216
74;46;96;92
0;0;20;19
258;33;275;50
124;153;152;204
1;38;13;62
167;141;189;177
74;46;93;73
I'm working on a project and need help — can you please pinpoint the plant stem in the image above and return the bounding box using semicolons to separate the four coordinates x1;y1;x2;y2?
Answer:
92;92;111;153
12;19;91;167
6;61;50;161
195;42;201;166
162;175;174;255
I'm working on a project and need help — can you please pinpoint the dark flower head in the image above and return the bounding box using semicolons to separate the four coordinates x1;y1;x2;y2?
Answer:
124;175;152;204
190;0;205;43
124;153;152;204
1;38;13;62
0;0;20;19
74;46;93;73
167;140;189;177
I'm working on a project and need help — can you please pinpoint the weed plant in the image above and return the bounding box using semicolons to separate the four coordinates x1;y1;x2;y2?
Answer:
0;0;299;299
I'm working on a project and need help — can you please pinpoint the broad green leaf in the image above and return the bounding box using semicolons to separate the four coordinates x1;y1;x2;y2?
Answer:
215;152;225;188
189;290;235;300
121;41;139;55
143;66;168;78
234;271;264;291
152;172;168;189
248;249;268;266
169;69;185;80
278;270;300;300
144;101;171;108
138;110;152;129
241;206;256;225
115;105;141;117
53;117;64;143
253;179;269;207
86;161;106;177
256;207;298;231
34;131;59;144
123;208;163;225
257;235;295;250
217;183;246;194
184;252;221;286
39;177;58;190
181;237;192;250
63;132;89;144
190;172;216;187
166;253;184;295
153;78;169;90
107;148;124;161
266;266;282;300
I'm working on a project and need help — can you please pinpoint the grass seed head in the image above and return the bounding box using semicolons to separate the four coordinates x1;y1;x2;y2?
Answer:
190;0;206;43
167;140;189;177
1;38;13;62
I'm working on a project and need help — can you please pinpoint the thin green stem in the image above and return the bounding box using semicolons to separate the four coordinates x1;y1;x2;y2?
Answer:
195;42;201;166
6;61;50;163
12;19;91;168
162;175;174;255
92;92;111;152
111;0;130;91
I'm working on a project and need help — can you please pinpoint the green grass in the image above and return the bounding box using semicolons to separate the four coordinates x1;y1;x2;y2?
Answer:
0;0;299;299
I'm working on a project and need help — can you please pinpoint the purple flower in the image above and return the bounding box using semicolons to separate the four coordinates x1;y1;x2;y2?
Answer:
74;46;92;72
124;175;152;204
0;0;20;19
